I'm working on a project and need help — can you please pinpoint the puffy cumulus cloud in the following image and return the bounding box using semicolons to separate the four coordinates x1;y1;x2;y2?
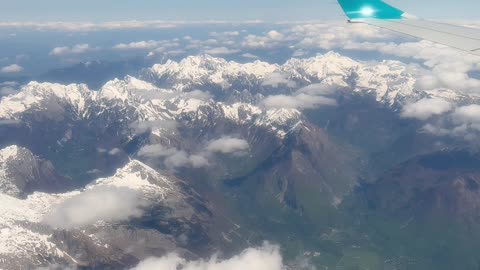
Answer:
138;144;209;169
164;151;209;169
289;23;399;51
318;34;480;94
262;73;296;88
297;83;337;96
205;137;249;155
186;90;213;101
204;47;241;55
452;104;480;129
242;30;287;49
420;104;480;142
49;44;96;56
108;148;122;156
261;82;338;110
129;243;283;270
261;93;337;110
400;98;453;120
363;41;480;93
267;22;480;95
44;186;146;229
138;135;249;169
138;144;176;159
129;119;178;135
1;64;23;73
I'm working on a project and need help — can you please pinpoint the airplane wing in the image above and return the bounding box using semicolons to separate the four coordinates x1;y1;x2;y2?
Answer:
337;0;480;56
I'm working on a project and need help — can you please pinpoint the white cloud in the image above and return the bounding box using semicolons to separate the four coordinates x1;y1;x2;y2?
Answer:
138;144;175;158
49;44;95;56
138;136;249;169
1;64;23;73
452;104;480;128
44;186;145;229
209;31;241;38
130;119;178;135
138;144;209;169
186;90;213;101
205;137;249;155
289;23;398;51
129;243;283;270
261;93;337;110
164;151;209;169
114;40;166;50
262;72;296;88
401;98;453;120
204;47;240;55
421;104;480;140
242;53;259;59
297;83;336;96
108;148;122;155
242;30;287;49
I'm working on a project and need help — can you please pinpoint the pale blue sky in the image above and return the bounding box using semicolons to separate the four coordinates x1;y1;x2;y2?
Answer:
0;0;478;21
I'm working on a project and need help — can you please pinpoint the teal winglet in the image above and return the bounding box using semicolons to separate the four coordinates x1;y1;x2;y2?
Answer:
337;0;404;20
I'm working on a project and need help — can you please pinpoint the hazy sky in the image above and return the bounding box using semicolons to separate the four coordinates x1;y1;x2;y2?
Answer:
0;0;479;21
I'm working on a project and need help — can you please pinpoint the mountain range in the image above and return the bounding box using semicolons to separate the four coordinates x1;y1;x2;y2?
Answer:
1;53;479;270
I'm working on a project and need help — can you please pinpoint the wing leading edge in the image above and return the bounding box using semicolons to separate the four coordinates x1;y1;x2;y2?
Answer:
337;0;480;56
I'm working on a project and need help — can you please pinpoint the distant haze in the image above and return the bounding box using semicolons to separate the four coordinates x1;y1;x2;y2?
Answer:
0;0;478;21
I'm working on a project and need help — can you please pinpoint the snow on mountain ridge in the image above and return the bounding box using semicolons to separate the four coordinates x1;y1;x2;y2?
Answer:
0;53;468;140
150;55;278;91
0;158;185;268
0;82;91;120
147;53;443;106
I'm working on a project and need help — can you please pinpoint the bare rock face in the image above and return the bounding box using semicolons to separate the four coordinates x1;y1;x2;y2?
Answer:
0;145;72;198
0;158;226;270
362;150;480;225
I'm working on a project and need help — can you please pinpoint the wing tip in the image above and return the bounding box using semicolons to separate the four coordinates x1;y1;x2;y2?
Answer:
337;0;405;20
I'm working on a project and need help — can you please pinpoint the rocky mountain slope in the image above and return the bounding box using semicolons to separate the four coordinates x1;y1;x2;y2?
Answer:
0;145;72;198
0;156;228;270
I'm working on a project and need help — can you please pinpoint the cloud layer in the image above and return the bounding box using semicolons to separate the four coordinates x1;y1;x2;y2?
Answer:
129;243;283;270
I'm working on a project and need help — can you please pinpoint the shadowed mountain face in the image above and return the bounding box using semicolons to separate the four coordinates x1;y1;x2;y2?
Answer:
360;150;480;225
0;145;73;198
224;123;356;219
342;150;480;270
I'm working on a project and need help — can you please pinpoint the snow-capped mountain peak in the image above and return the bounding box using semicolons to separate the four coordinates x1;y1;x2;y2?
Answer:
0;81;91;120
